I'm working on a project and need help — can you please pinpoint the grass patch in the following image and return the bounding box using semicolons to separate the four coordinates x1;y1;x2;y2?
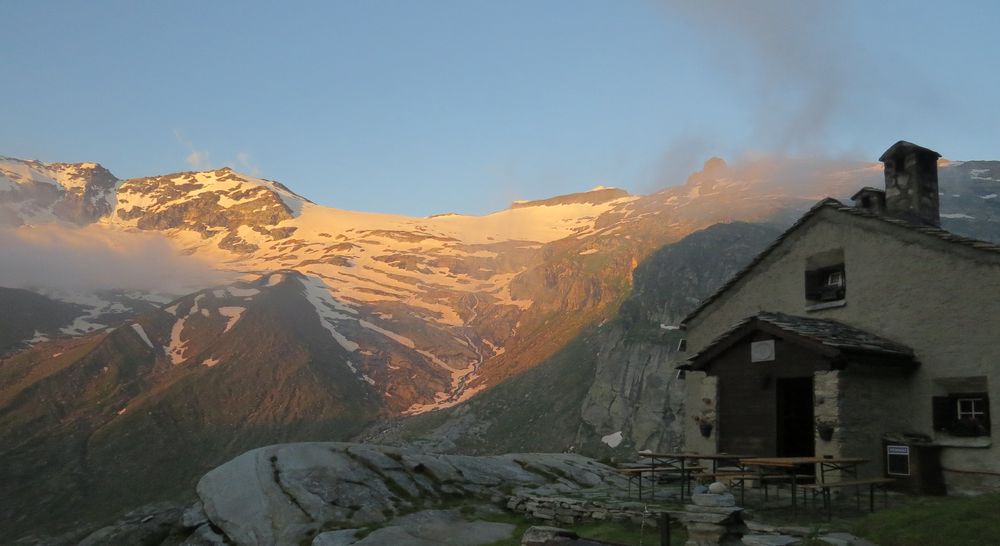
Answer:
852;493;1000;546
742;492;1000;545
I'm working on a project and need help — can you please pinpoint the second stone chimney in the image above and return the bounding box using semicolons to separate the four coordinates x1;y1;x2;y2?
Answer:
878;140;942;227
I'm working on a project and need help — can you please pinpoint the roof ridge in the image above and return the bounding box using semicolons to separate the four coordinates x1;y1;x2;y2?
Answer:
681;199;1000;327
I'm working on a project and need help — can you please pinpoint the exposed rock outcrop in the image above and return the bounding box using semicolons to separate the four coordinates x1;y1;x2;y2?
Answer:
194;442;625;546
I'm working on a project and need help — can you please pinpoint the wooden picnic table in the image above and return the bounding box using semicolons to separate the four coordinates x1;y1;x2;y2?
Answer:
739;456;870;516
637;452;756;500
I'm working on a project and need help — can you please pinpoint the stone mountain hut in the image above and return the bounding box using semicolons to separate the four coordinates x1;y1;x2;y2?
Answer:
678;140;1000;494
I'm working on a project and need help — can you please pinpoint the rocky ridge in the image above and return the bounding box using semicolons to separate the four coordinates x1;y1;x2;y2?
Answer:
0;157;118;226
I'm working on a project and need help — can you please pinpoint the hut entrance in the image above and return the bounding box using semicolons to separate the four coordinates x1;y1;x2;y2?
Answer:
775;376;815;458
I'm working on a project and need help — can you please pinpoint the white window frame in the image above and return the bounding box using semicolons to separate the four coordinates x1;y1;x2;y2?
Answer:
825;270;844;287
957;397;986;420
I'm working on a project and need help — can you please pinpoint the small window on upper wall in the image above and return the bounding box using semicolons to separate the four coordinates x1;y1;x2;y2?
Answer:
805;249;846;305
933;393;991;437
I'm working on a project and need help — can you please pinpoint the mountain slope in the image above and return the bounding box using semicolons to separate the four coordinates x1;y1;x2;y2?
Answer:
0;273;380;537
0;287;82;355
370;222;784;454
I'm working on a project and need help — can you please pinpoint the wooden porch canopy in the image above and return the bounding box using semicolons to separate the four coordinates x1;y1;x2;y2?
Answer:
681;312;919;372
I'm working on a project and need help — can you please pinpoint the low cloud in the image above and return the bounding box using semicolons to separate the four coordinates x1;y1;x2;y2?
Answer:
648;0;945;186
175;129;213;170
235;151;260;177
174;130;261;176
680;153;883;200
657;1;857;153
0;224;233;293
185;149;212;170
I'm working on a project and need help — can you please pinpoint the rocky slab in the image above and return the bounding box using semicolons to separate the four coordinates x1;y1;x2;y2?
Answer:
196;442;625;546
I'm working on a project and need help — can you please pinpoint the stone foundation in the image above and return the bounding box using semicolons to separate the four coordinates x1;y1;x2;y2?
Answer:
506;494;662;526
683;485;747;546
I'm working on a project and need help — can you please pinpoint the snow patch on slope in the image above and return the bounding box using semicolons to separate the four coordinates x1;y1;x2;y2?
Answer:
167;292;207;364
359;319;415;348
299;275;359;352
47;291;118;335
218;307;246;333
130;323;154;348
168;317;189;364
227;286;259;298
601;431;624;448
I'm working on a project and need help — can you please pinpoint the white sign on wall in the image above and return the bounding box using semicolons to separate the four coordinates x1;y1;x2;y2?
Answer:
750;340;776;362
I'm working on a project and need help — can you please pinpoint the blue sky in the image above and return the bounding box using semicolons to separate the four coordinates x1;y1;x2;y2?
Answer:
2;1;998;215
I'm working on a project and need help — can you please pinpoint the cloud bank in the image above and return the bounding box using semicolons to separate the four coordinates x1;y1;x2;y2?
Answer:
0;224;232;293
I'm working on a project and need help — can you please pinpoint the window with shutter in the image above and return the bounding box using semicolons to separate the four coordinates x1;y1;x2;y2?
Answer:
805;249;846;305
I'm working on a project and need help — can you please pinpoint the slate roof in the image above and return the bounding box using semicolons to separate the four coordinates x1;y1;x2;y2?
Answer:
683;312;916;371
681;198;1000;327
753;312;913;356
850;186;884;200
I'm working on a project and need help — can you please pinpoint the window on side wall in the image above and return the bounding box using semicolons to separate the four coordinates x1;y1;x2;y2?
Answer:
933;392;991;437
805;249;846;307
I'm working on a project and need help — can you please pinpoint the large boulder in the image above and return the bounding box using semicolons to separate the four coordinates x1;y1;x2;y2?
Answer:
196;442;624;546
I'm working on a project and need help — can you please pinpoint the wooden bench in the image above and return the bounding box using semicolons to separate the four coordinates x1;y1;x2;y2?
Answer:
758;473;816;500
800;478;895;519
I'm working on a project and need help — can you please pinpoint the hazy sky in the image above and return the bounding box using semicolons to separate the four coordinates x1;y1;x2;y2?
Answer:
3;1;998;215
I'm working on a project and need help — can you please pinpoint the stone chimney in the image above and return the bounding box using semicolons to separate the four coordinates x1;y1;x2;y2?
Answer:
851;186;887;215
878;140;942;227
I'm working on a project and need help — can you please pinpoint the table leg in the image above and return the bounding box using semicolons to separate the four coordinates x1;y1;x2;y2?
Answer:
651;456;656;500
791;470;798;517
680;459;686;500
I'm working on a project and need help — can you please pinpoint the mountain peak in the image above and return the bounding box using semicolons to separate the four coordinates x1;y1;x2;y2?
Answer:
0;157;119;225
509;187;630;209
